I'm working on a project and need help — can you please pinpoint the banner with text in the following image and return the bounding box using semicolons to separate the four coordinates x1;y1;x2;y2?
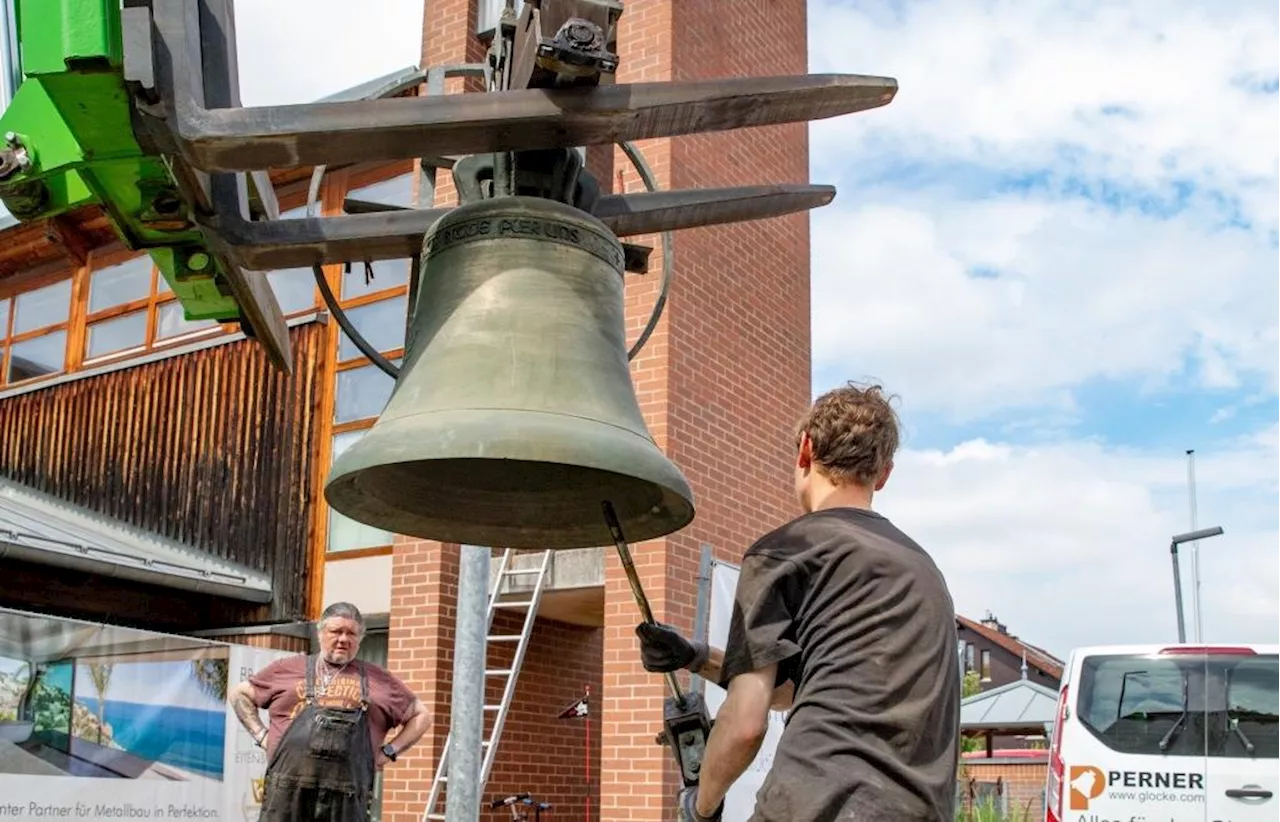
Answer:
704;559;787;822
0;608;292;822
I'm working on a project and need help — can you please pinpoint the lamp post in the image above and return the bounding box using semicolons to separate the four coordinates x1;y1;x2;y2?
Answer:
1170;526;1224;643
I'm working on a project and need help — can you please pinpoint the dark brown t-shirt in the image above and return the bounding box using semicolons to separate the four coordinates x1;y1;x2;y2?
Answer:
249;655;417;761
716;507;961;822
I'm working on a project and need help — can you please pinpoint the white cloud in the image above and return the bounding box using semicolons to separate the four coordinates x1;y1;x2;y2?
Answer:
232;0;424;106
809;194;1278;419
805;0;1278;419
806;0;1278;657
809;0;1278;227
876;425;1279;658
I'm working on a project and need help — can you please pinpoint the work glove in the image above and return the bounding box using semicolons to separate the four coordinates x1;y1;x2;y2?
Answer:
677;787;723;822
635;622;709;673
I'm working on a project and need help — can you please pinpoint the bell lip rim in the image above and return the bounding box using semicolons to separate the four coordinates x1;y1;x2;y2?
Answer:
319;510;698;552
322;466;697;551
322;412;698;548
323;457;696;514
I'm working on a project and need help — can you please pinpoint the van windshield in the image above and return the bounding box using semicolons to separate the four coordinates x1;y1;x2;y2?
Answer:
1077;652;1278;759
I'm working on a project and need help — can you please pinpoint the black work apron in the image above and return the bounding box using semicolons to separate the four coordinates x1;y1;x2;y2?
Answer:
258;656;375;822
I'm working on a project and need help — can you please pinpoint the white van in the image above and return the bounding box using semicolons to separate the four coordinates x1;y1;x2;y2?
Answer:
1044;643;1277;822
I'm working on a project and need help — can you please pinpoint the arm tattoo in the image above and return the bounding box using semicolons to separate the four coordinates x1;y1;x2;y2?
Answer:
232;691;265;738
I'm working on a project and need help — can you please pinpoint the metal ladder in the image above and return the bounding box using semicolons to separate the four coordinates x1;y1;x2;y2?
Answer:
422;547;554;821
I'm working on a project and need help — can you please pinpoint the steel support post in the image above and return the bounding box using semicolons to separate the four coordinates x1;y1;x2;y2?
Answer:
446;544;491;822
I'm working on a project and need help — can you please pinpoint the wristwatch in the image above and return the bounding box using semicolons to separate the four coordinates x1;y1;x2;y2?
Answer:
381;743;398;762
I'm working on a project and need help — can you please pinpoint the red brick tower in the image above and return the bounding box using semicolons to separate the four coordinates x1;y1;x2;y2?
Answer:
383;1;812;819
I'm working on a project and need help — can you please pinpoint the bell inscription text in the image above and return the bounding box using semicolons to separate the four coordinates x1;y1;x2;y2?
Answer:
425;213;626;272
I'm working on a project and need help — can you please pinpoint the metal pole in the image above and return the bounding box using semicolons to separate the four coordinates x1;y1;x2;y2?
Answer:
690;543;714;695
1185;449;1203;642
445;544;490;822
1170;540;1187;643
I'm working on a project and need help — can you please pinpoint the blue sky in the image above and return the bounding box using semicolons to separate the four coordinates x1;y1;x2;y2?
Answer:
226;0;1276;659
803;0;1278;656
75;660;225;711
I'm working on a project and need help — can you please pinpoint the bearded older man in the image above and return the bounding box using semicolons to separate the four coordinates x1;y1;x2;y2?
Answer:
229;602;431;822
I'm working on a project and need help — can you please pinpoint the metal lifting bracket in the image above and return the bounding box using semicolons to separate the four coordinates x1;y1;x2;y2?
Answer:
0;0;897;372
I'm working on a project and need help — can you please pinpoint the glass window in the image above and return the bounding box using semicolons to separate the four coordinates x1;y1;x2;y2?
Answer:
477;0;524;34
342;257;411;301
328;495;396;551
333;359;399;425
327;430;395;552
86;310;148;359
267;268;318;315
1225;655;1278;758
0;297;10;334
8;331;67;382
980;650;991;680
343;175;415;299
156;300;220;340
348;175;414;210
356;631;389;666
1077;652;1278;759
12;279;71;335
337;296;407;362
88;256;152;313
265;206;318;316
30;660;74;753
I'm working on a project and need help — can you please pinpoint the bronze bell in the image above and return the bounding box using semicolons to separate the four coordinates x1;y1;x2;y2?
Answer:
323;194;695;550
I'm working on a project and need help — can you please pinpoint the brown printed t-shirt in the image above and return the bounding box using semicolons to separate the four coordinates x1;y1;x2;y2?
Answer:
249;655;416;761
717;507;961;822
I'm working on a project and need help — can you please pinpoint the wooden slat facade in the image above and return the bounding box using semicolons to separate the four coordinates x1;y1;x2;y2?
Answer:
0;153;417;634
0;320;328;627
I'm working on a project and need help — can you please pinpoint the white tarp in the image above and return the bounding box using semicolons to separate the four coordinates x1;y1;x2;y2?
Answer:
703;559;787;822
0;608;291;821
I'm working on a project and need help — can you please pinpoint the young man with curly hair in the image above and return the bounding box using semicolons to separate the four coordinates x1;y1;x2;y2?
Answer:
638;382;961;822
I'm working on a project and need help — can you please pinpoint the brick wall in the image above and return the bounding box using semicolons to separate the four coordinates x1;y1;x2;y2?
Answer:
384;590;603;822
599;1;813;819
382;537;460;821
961;760;1048;821
599;1;680;817
480;613;603;821
384;1;813;819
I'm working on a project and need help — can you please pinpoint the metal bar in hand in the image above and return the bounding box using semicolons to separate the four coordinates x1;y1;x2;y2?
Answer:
601;500;686;707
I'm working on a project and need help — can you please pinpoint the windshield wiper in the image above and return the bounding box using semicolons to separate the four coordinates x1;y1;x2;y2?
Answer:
1229;717;1255;754
1159;679;1190;752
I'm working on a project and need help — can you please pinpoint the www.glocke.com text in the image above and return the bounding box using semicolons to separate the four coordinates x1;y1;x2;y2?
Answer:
0;802;219;820
1096;788;1207;805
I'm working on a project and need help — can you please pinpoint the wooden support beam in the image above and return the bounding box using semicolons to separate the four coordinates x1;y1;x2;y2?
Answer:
44;214;93;268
